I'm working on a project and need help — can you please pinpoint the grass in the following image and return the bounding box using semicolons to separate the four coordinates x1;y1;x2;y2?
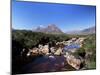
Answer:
86;61;96;69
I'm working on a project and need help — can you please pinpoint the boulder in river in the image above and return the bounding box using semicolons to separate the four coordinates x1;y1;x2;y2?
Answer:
50;47;56;54
42;45;49;54
54;48;63;56
64;52;82;69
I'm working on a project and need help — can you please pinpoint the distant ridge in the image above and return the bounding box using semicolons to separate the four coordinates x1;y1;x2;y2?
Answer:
66;26;96;35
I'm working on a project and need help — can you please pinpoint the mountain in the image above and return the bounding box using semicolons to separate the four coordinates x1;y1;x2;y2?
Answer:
66;26;96;35
33;24;63;34
81;26;95;34
66;30;81;34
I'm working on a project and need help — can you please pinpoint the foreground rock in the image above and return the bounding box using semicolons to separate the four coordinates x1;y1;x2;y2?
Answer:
64;52;84;69
27;44;49;56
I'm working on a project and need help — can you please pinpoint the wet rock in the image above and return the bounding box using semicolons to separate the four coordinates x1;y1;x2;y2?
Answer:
49;55;56;59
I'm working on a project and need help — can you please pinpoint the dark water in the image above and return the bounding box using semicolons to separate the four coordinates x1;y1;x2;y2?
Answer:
22;55;75;73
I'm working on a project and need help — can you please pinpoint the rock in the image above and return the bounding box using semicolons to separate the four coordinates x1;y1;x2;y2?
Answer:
42;45;49;54
20;48;29;57
38;44;43;54
27;52;30;56
49;55;55;59
71;38;77;41
54;48;62;56
45;53;50;55
64;52;82;69
26;48;38;56
56;42;61;45
50;47;56;54
38;44;43;49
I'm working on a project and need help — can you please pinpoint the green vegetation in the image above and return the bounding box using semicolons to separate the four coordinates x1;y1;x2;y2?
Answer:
83;34;96;69
12;30;73;49
73;34;96;69
73;47;86;58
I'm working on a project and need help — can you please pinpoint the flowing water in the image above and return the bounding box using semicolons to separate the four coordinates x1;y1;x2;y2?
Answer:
63;44;80;51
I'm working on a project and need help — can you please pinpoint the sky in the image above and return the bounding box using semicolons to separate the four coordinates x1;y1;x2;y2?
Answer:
12;0;96;32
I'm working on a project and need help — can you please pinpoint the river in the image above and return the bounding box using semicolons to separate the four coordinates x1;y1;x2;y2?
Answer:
21;55;75;73
63;44;80;52
20;43;80;73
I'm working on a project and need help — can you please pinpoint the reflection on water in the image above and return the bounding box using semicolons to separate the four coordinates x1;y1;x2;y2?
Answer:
22;55;75;73
64;44;80;51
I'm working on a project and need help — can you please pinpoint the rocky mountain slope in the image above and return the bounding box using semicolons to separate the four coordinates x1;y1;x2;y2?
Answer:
33;24;63;34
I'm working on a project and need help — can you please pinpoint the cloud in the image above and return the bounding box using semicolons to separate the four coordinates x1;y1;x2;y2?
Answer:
39;25;45;28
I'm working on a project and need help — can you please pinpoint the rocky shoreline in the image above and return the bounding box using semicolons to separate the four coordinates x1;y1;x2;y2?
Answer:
21;37;85;70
